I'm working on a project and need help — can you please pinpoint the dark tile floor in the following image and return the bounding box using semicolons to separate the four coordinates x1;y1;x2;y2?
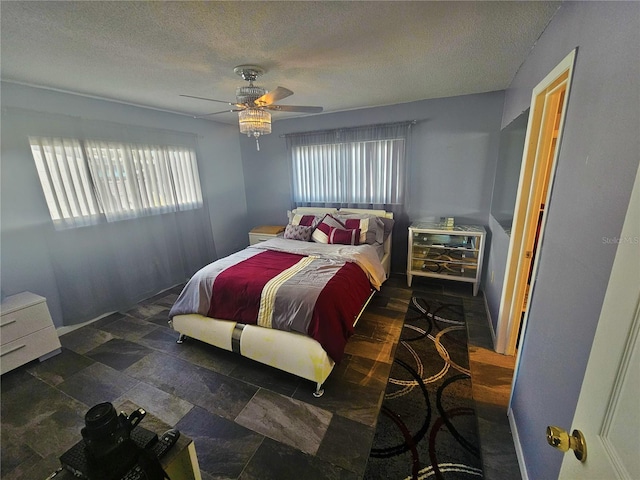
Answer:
1;275;520;480
1;280;409;480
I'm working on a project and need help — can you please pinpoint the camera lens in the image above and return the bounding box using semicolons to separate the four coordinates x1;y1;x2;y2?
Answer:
84;402;118;439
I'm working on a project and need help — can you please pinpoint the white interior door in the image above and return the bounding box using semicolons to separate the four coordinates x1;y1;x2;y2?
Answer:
558;164;640;478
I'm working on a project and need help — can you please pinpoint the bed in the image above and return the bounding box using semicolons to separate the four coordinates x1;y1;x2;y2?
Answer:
168;208;394;396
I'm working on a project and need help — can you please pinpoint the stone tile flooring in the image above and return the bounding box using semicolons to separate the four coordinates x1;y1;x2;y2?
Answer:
1;281;408;480
1;275;520;479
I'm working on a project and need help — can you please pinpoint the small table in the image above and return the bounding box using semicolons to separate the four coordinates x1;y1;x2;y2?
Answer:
160;435;201;480
55;433;201;480
249;225;286;245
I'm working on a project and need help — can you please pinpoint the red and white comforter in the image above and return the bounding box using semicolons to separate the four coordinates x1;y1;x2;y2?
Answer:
169;238;387;362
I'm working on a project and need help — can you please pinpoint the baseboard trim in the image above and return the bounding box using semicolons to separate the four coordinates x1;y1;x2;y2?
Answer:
508;407;529;480
56;310;115;336
482;291;498;349
56;283;182;336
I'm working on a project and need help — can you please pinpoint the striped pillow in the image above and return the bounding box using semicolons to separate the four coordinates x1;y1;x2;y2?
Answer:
327;226;361;245
311;214;346;244
338;215;385;245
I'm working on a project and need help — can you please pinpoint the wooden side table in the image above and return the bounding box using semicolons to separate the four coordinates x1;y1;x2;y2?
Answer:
249;225;286;245
54;432;202;480
160;435;202;480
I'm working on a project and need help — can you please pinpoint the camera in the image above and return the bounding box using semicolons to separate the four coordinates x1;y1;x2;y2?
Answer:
57;402;179;480
80;402;145;476
59;402;169;480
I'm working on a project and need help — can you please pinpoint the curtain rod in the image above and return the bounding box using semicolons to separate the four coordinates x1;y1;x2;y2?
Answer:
279;120;417;138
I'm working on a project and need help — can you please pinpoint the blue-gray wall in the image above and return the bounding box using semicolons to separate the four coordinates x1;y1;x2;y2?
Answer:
240;91;505;274
4;6;638;476
484;215;511;333
1;82;247;327
501;2;640;479
0;85;506;326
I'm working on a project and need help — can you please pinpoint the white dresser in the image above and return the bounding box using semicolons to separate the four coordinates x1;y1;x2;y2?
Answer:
1;292;62;374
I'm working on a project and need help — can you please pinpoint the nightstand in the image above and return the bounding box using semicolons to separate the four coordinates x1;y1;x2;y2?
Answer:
1;292;62;374
407;222;486;295
249;225;286;245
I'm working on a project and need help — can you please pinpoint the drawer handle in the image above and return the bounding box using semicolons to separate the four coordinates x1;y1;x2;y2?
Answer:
1;344;26;356
1;319;17;328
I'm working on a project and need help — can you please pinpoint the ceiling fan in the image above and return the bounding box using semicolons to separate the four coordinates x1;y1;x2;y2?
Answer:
181;65;323;150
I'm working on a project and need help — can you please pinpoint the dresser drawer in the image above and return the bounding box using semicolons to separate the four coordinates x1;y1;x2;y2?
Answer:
249;226;285;245
1;301;53;345
0;325;61;374
249;232;280;244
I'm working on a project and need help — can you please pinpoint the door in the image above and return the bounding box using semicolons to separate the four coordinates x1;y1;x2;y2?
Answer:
558;164;640;478
496;49;576;355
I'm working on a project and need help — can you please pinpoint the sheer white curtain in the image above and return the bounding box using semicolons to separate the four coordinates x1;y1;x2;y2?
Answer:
286;122;413;275
84;140;203;222
27;133;214;326
29;137;101;229
286;122;412;208
30;137;204;227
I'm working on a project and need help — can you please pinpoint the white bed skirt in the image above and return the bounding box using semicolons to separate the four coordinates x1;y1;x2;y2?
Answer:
170;314;335;391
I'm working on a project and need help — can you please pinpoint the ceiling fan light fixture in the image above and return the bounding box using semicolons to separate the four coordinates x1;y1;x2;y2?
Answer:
238;108;271;136
182;64;321;151
238;108;271;150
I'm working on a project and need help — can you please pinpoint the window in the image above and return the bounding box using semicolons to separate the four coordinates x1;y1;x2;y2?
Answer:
29;136;203;229
287;122;411;206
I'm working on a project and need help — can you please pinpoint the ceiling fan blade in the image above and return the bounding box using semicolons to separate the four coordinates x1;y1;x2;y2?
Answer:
266;105;323;113
254;86;294;106
195;109;243;118
180;94;236;105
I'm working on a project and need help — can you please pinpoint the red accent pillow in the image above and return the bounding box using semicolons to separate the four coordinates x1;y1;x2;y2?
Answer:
291;214;323;228
311;214;346;243
327;226;361;245
339;216;385;245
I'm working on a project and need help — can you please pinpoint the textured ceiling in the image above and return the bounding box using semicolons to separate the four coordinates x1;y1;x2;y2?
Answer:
0;1;560;124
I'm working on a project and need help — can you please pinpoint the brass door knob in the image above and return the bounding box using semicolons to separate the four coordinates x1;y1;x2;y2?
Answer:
546;425;587;462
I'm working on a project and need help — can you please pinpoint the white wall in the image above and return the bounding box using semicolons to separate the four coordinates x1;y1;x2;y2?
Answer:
505;3;640;478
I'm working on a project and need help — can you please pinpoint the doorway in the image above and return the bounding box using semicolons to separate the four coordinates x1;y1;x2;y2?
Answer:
495;49;577;356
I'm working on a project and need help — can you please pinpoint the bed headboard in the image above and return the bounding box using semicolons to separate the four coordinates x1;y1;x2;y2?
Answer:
289;207;394;278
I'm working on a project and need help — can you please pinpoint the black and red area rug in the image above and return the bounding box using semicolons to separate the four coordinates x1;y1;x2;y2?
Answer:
364;295;483;480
